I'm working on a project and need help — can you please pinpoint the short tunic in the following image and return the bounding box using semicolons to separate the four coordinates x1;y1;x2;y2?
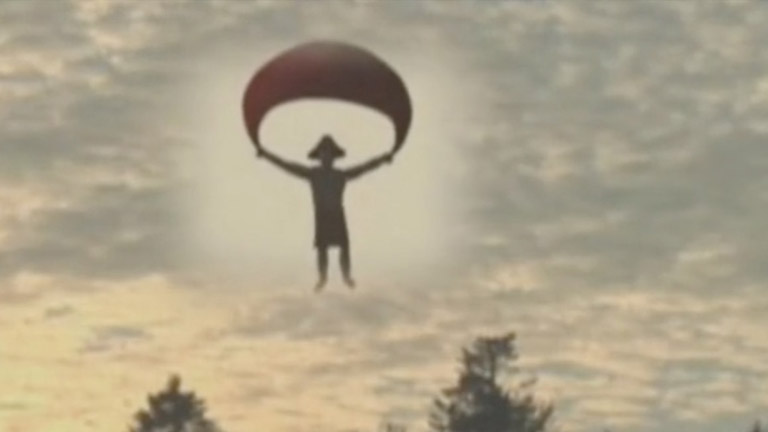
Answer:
308;168;349;248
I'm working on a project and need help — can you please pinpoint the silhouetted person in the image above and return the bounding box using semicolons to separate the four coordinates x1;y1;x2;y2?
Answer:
257;135;394;291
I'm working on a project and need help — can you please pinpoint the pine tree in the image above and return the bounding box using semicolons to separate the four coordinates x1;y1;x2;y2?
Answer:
129;374;220;432
429;332;553;432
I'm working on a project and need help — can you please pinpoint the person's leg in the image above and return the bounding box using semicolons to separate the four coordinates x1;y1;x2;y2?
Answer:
340;244;355;288
315;247;328;291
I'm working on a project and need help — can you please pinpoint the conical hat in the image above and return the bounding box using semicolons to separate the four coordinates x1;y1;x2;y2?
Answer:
308;135;345;159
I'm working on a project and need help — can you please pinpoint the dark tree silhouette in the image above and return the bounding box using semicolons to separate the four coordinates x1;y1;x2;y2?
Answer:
129;374;220;432
429;332;553;432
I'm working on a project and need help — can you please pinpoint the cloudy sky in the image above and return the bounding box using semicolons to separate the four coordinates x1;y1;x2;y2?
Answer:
2;1;767;431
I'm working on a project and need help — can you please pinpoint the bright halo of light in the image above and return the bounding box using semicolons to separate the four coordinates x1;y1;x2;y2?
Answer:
175;42;472;290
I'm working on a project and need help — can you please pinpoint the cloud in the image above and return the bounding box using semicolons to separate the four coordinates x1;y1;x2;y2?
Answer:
2;2;768;432
80;324;152;354
43;304;75;319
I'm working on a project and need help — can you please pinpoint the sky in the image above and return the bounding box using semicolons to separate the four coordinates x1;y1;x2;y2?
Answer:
1;1;767;432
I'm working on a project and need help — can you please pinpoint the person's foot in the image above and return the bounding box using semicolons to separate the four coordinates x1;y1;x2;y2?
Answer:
314;277;327;293
343;276;356;289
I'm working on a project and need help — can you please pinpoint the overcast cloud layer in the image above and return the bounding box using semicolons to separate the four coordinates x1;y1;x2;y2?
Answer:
1;1;767;432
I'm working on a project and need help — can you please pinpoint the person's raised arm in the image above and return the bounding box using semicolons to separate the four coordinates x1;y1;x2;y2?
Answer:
343;151;394;181
256;146;311;179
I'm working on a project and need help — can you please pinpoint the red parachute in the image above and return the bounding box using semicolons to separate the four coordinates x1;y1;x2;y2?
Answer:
242;40;412;155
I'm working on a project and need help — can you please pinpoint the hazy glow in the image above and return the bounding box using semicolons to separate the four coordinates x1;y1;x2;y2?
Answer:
177;45;469;289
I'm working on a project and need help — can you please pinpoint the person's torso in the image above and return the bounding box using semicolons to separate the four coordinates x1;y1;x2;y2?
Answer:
309;168;346;212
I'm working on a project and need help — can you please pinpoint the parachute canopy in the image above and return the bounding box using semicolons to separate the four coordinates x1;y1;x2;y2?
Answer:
243;40;412;154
